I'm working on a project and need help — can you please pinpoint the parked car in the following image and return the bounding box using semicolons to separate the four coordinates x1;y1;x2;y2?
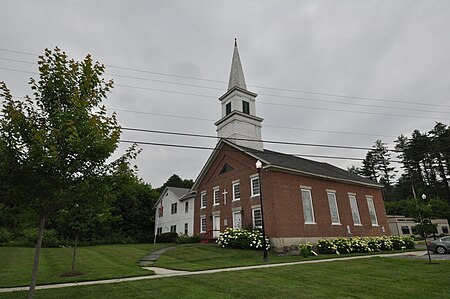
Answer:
427;236;450;254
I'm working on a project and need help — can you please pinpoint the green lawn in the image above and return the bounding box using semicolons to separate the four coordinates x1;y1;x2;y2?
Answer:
3;257;450;298
154;243;420;271
0;243;168;287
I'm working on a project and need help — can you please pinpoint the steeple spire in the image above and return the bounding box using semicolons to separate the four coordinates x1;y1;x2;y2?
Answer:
228;38;247;91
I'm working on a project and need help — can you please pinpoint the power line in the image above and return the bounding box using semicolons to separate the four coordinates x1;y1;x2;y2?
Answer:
121;127;400;152
111;108;396;138
1;47;448;109
2;57;449;115
118;139;387;162
2;65;448;121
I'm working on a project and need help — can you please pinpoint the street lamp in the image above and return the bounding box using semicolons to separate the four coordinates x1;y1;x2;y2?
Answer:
256;160;268;262
421;194;432;263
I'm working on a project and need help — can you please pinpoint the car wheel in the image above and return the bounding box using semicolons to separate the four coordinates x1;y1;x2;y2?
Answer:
436;246;446;255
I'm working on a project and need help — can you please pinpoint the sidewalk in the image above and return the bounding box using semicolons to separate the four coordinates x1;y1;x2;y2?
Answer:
0;251;428;294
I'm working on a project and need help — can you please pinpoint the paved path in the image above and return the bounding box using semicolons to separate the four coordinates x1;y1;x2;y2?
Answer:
138;246;177;266
0;251;428;294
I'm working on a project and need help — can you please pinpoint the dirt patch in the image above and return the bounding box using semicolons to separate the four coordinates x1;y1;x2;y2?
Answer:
59;271;85;277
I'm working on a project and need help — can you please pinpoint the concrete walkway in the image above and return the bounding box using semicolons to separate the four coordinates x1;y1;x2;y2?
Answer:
138;246;177;267
0;251;428;294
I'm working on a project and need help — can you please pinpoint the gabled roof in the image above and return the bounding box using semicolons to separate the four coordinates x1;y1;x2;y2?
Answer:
192;139;383;190
154;186;191;207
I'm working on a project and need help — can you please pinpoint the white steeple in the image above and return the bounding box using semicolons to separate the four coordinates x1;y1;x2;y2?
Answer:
215;39;264;151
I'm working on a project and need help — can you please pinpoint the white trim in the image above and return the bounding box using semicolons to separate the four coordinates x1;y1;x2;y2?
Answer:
300;185;312;190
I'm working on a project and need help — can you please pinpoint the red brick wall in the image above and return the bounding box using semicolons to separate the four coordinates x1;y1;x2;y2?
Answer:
193;143;390;238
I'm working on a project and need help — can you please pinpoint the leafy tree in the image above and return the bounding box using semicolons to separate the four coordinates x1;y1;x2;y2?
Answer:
0;47;120;298
109;163;159;242
157;174;194;193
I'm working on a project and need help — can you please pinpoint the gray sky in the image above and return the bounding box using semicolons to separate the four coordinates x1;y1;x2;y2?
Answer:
1;0;449;188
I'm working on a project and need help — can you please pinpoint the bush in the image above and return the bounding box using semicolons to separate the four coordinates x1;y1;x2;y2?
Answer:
299;242;317;257
176;234;200;244
156;232;178;243
317;236;415;255
19;228;67;247
0;227;13;243
216;228;270;250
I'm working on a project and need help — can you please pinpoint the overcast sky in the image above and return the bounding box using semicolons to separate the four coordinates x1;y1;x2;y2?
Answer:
1;1;449;188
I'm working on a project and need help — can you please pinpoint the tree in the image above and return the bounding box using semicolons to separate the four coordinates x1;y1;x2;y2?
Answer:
0;47;120;298
157;174;194;193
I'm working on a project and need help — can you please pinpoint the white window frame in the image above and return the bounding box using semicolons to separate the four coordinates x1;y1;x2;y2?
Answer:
232;211;242;229
348;194;362;226
185;201;189;213
213;187;220;206
200;192;206;209
250;175;260;197
366;196;379;226
184;223;188;235
252;208;262;229
200;216;206;233
327;191;341;225
232;181;240;201
301;188;316;224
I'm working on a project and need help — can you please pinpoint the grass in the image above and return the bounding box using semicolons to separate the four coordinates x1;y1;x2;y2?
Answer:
154;243;421;271
0;243;168;287
3;257;450;298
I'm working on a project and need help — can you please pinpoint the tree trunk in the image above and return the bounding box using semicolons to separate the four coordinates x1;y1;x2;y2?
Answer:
28;216;46;299
71;232;79;272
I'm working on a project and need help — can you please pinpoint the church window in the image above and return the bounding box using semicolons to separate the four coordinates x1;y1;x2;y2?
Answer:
366;196;378;226
170;225;177;233
201;192;206;209
232;181;240;201
301;188;315;224
251;176;260;196
226;102;231;115
213;187;220;205
252;208;262;228
348;194;362;225
327;191;340;225
200;216;206;233
242;100;250;114
184;223;189;235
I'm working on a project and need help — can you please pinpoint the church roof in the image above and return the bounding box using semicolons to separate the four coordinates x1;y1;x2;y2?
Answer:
228;39;247;91
192;139;382;190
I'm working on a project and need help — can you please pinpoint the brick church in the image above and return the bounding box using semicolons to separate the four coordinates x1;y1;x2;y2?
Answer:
191;41;390;249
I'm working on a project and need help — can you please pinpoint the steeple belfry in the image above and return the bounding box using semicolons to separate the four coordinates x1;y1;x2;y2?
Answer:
215;39;264;151
228;38;247;91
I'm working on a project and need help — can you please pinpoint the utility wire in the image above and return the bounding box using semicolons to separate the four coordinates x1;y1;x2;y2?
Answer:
1;47;448;109
2;57;449;115
121;127;400;152
118;139;389;162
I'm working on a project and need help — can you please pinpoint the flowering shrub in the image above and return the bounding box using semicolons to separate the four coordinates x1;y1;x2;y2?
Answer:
317;236;415;255
298;242;317;257
216;228;270;250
